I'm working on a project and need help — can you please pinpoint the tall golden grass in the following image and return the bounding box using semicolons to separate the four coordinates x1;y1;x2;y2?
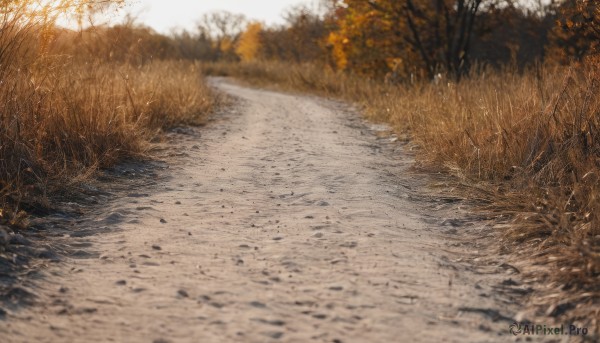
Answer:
0;3;216;226
203;60;599;333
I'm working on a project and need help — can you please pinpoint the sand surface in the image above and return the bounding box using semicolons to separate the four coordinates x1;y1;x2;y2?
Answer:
0;78;526;342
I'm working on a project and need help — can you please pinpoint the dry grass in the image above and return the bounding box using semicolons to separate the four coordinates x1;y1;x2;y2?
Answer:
0;59;216;220
203;60;599;334
0;7;217;227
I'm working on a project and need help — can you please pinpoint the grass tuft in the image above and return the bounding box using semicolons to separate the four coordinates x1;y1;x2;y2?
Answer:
0;22;217;225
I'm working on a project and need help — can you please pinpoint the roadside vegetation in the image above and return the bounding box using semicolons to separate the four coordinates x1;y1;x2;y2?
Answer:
0;1;216;229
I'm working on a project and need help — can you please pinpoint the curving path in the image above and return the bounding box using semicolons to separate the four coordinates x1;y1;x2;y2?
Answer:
1;78;521;343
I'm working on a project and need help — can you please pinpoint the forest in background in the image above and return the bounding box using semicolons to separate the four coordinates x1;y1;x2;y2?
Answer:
0;0;598;335
83;1;598;77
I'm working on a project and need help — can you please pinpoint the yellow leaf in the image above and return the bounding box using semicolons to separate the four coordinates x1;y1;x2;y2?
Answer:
566;19;574;29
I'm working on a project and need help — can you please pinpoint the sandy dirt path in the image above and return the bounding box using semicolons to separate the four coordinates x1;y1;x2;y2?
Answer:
1;79;524;342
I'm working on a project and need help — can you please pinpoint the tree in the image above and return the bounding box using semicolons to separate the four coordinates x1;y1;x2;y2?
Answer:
550;0;600;62
236;22;262;62
327;0;488;80
170;29;213;61
260;5;330;63
326;1;407;76
469;2;556;69
197;11;247;61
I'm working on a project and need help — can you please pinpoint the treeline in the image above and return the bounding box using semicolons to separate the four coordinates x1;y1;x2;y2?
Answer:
50;1;598;81
43;7;328;65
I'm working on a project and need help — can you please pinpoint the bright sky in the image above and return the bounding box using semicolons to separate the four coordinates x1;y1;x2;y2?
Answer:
105;0;317;34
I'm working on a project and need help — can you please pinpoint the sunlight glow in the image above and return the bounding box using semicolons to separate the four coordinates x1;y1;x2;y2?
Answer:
96;0;318;33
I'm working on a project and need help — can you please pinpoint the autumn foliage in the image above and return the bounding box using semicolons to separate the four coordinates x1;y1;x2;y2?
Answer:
236;22;262;62
326;0;484;80
551;0;600;61
215;0;598;82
